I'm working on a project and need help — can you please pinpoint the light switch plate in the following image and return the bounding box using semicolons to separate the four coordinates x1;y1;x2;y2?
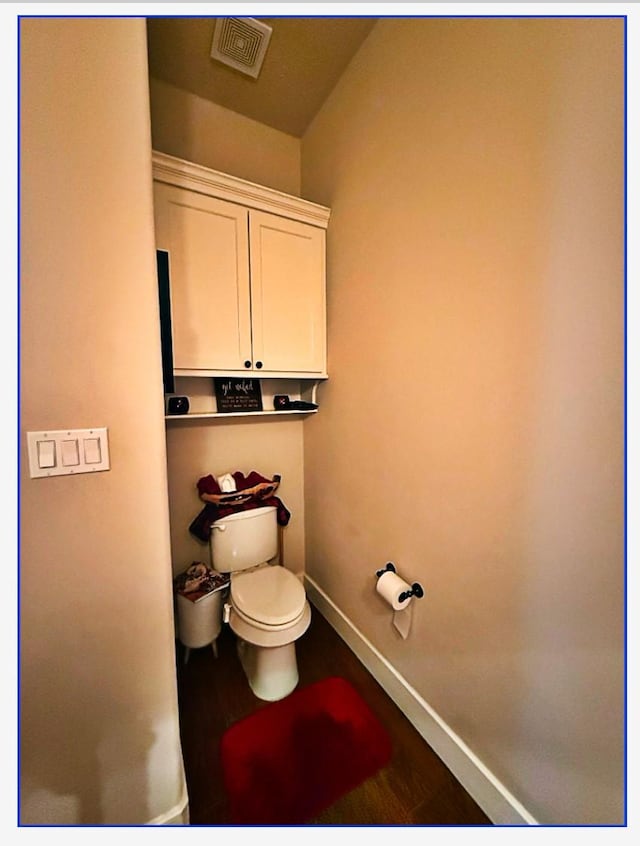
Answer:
27;428;110;478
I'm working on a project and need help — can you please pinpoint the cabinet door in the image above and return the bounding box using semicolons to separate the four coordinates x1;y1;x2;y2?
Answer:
153;183;251;372
249;210;326;375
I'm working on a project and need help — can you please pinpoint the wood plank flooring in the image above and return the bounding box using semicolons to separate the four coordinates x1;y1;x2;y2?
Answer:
174;602;492;826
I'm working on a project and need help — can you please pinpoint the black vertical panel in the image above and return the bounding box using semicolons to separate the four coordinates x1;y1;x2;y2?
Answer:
156;250;175;394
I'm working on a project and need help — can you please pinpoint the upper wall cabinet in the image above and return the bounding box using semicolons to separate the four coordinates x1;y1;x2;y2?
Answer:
152;152;330;379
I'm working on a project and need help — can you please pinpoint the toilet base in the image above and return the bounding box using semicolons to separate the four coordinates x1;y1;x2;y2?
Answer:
236;639;299;702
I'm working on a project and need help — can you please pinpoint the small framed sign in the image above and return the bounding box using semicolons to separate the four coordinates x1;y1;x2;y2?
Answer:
214;378;263;413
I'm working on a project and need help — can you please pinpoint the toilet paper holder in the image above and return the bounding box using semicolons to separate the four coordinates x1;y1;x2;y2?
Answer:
375;562;424;602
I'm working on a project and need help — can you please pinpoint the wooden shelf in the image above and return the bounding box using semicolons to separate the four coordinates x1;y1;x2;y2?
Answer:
165;409;318;421
164;376;323;422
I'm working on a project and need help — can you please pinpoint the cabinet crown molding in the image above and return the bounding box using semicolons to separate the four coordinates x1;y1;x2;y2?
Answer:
152;151;331;229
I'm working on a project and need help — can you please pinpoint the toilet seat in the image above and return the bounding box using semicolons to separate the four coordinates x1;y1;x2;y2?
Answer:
230;564;306;627
232;603;307;632
228;599;312;651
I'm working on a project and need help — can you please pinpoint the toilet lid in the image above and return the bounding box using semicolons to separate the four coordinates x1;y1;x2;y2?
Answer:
231;565;306;626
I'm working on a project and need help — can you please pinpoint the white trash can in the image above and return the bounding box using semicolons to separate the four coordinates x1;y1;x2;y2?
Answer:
176;582;227;662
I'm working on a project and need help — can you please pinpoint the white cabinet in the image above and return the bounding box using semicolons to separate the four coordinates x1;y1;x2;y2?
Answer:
154;186;251;372
249;210;325;375
152;152;329;379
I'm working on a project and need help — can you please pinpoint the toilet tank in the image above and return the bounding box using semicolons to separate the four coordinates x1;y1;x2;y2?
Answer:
210;505;278;573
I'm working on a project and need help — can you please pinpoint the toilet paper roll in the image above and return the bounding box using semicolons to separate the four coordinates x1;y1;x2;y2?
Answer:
376;570;414;612
216;472;236;493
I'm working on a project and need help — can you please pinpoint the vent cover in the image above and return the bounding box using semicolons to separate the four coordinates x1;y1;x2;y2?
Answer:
210;17;273;79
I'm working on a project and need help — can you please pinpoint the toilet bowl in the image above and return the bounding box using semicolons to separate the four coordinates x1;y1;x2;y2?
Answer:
226;564;311;701
211;506;311;701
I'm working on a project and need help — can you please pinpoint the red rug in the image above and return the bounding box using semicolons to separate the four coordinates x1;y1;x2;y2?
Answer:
220;676;393;824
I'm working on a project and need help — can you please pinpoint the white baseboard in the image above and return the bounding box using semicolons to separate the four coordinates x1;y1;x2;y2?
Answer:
305;575;537;826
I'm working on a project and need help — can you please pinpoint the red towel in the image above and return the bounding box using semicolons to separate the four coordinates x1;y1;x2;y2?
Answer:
189;471;291;542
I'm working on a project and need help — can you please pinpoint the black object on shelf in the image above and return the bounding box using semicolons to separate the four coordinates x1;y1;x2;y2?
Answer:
167;396;190;415
214;378;263;413
273;395;318;411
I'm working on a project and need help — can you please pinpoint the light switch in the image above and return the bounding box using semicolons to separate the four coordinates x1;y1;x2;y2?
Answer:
61;439;80;466
83;438;102;464
27;428;110;478
37;440;56;469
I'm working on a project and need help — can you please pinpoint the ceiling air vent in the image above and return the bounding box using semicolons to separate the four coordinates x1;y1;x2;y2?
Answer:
210;17;273;79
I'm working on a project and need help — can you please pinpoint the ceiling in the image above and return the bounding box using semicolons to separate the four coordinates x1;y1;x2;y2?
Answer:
146;16;377;137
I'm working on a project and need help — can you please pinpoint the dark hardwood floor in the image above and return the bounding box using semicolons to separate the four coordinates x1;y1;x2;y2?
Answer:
174;602;492;826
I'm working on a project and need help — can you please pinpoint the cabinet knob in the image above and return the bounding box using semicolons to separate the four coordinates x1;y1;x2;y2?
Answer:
244;360;251;368
256;361;263;369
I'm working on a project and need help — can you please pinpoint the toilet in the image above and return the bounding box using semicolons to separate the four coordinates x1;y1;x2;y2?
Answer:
210;505;311;701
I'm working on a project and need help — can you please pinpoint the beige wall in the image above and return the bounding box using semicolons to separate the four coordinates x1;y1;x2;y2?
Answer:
149;77;301;195
20;19;185;824
302;18;624;825
148;79;306;579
